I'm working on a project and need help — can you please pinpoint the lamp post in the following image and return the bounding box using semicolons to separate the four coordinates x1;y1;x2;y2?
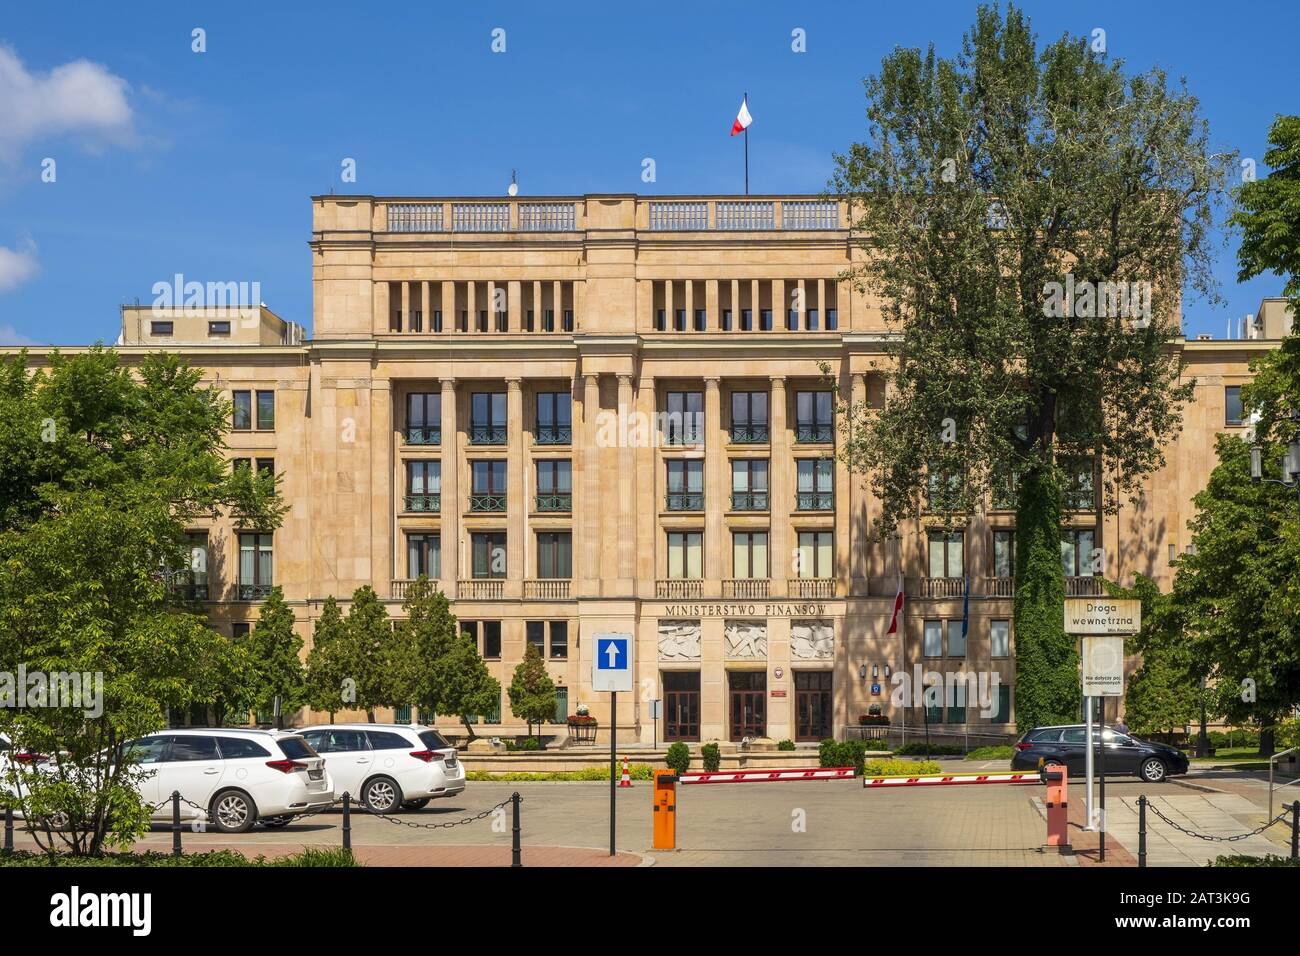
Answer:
1249;410;1300;509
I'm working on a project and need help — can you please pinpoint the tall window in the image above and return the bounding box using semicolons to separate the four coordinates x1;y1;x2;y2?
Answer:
1062;456;1096;510
666;459;704;510
536;532;572;579
926;460;962;510
407;533;440;579
732;531;769;579
238;533;273;599
470;392;507;444
990;620;1010;658
535;459;572;511
927;531;963;578
1061;528;1096;577
256;391;275;430
232;391;253;431
535;392;572;444
549;622;568;660
794;391;833;442
663;391;703;445
992;684;1011;723
481;621;502;659
470;460;507;511
923;620;943;657
992;530;1015;578
796;531;832;578
667;531;703;579
175;531;208;600
730;391;769;443
1225;385;1244;426
405;460;441;512
947;620;966;658
406;392;441;445
796;459;833;510
471;532;507;579
730;459;768;510
526;620;546;656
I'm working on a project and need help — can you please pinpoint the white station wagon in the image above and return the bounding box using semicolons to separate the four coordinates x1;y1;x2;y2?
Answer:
298;724;464;812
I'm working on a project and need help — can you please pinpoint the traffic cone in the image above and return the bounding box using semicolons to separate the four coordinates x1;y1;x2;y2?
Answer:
619;756;632;788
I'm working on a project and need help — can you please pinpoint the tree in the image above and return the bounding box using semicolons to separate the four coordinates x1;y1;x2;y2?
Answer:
1233;115;1300;312
245;587;305;726
304;596;349;722
339;586;395;722
830;3;1225;729
1117;576;1201;736
389;577;461;721
0;347;284;854
435;630;502;740
507;643;557;741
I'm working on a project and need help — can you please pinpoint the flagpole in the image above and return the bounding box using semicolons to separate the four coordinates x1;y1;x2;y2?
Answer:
743;91;749;195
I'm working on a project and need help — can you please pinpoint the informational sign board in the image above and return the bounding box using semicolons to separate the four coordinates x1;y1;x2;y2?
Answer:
1081;635;1126;697
1063;598;1141;635
592;633;633;692
649;699;662;720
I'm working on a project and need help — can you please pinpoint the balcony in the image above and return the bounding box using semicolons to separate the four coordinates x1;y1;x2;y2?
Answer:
404;426;441;446
469;494;507;513
469;424;507;445
723;578;770;599
390;579;445;600
729;423;769;444
795;423;834;444
238;584;273;601
716;200;775;231
920;577;966;598
170;583;209;602
534;425;572;445
986;576;1015;598
383;200;579;234
460;579;505;600
665;492;704;512
790;578;835;599
645;198;841;232
1066;575;1106;597
656;579;704;599
730;492;769;512
403;494;441;513
524;579;571;600
795;491;833;511
535;493;572;512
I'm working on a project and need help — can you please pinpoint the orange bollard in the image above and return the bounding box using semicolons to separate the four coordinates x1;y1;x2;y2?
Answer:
652;769;677;850
1042;763;1071;851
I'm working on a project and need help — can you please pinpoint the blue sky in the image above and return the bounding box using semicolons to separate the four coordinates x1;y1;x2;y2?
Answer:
0;0;1294;345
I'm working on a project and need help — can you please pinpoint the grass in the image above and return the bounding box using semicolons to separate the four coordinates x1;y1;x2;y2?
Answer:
465;763;657;782
0;847;359;867
964;745;1015;760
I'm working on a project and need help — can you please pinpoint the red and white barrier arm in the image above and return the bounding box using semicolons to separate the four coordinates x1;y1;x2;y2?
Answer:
680;767;854;785
863;771;1041;788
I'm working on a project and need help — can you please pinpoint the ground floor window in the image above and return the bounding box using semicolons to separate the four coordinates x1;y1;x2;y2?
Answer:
794;671;832;741
728;670;766;741
662;671;700;741
992;684;1011;723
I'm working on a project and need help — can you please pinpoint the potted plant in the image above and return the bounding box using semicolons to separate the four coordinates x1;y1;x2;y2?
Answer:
566;703;598;744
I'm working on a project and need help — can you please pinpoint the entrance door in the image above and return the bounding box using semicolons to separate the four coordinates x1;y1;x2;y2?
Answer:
663;671;700;741
728;671;766;740
794;671;833;740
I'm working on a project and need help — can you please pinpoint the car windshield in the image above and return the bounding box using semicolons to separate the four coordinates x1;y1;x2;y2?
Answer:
418;730;453;751
276;736;318;760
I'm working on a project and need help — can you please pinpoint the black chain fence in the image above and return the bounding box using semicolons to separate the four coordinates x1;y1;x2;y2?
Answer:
1136;794;1300;867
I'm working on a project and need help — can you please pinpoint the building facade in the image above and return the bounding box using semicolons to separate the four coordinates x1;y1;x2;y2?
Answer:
16;194;1291;743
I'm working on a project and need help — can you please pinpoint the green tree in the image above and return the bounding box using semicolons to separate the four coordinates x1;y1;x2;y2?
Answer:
0;348;284;854
830;4;1224;729
390;577;460;720
246;587;306;726
1233;115;1300;312
1116;576;1201;736
340;586;395;722
436;630;502;740
304;596;349;722
507;643;557;741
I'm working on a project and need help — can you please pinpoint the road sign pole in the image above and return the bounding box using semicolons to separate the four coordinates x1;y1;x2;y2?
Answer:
609;690;616;857
1084;693;1095;830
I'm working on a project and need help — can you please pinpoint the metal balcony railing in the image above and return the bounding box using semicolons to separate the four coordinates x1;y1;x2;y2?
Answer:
731;492;769;511
729;423;769;444
524;579;571;600
238;584;273;601
171;583;209;601
666;492;704;511
404;426;441;446
795;491;833;511
534;425;572;445
469;494;507;513
790;578;835;599
795;423;834;443
469;424;507;445
656;579;704;599
403;494;441;513
535;493;572;512
723;578;770;599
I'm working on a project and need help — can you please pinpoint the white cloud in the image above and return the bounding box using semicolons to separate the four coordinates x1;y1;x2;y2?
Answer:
0;45;134;163
0;238;39;292
0;323;39;346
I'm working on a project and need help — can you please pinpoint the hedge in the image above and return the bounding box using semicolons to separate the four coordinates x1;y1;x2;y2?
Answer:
863;758;943;776
0;847;359;867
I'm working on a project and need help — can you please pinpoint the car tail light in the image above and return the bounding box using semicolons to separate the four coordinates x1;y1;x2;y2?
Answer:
266;759;307;774
1015;741;1033;751
14;751;47;763
409;750;435;762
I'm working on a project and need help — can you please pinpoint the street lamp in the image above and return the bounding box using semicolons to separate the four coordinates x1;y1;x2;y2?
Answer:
1249;410;1300;509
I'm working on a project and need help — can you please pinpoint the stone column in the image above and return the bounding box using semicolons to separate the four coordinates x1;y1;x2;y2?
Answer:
508;280;522;333
704;377;723;584
582;373;602;594
769;376;789;597
705;279;719;332
634;376;656;592
399;281;410;332
442;281;456;335
374;280;390;335
420;281;430;333
616;374;635;587
506;378;524;597
849;373;868;593
439;379;459;596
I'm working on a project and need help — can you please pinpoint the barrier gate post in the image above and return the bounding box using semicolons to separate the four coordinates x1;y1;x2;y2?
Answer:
1043;764;1071;851
652;770;678;850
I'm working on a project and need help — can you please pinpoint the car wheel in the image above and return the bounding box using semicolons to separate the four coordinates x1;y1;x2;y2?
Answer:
1140;758;1167;783
261;816;292;829
210;790;257;834
362;776;403;814
401;798;430;811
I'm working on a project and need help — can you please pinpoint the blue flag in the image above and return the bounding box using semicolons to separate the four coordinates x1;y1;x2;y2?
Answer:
960;574;970;641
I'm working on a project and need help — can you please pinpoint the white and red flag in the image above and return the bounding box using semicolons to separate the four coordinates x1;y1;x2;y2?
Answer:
886;575;905;635
730;96;752;136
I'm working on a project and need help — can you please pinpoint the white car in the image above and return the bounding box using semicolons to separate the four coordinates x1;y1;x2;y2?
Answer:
298;724;464;813
0;732;53;802
121;728;334;834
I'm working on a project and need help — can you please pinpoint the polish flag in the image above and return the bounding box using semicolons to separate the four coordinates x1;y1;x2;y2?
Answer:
730;97;752;136
886;578;905;635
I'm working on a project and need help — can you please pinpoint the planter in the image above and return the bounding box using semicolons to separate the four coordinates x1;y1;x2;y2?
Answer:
567;721;598;745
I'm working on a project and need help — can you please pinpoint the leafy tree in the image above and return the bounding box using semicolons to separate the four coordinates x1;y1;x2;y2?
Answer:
435;630;502;740
339;586;395;722
304;596;349;722
507;643;557;741
389;577;460;720
1116;576;1201;736
1233;115;1300;312
830;4;1225;729
0;348;284;854
245;587;305;726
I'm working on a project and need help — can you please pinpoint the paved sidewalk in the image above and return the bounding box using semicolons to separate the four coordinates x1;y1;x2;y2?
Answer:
1104;792;1291;866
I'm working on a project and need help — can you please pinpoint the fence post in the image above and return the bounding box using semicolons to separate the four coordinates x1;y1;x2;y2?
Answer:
3;806;12;856
511;792;521;868
171;790;182;857
1137;795;1147;869
1291;801;1299;861
341;792;352;855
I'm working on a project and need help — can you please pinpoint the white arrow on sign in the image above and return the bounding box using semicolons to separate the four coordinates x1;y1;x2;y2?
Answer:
606;642;620;667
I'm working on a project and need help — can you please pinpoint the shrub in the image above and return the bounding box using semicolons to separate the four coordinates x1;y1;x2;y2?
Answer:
665;742;691;775
964;745;1015;760
863;738;891;751
777;739;796;751
464;763;655;782
1213;854;1300;867
701;742;722;772
895;742;963;756
817;739;885;774
863;758;942;777
0;848;360;867
506;736;542;752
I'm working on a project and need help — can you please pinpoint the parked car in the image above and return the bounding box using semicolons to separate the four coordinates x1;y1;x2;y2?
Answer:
1011;724;1189;782
120;728;334;833
0;732;54;798
298;723;464;813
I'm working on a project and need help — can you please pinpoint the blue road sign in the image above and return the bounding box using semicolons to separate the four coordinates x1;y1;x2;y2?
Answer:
592;633;632;691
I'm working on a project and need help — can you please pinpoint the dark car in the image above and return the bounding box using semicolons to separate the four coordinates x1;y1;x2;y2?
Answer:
1010;724;1189;782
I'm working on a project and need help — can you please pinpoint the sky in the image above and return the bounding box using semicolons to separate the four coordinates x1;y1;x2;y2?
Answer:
0;0;1295;345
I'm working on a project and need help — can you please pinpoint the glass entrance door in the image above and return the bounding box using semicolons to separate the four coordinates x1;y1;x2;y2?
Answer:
794;671;833;740
728;671;767;740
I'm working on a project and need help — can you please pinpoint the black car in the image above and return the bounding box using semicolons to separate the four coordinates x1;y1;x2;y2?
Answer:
1010;725;1189;782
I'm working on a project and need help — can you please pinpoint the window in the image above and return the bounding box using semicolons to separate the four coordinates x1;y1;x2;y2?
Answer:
167;735;219;762
562;309;574;332
232;623;250;640
806;308;820;331
462;620;502;659
927;531;963;578
232;457;275;480
795;391;833;442
470;460;507;511
536;459;572;511
470;392;507;444
740;309;752;331
536;532;572;579
760;309;773;331
405;393;441;445
214;736;272;759
655;309;666;332
992;468;1018;510
926;460;962;510
1061;528;1096;577
796;531;832;578
992;530;1015;579
666;459;704;510
208;320;231;336
730;459;768;510
730;391;769;443
238;533;272;599
990;620;1010;658
407;533;440;579
674;308;687;332
151;321;174;336
721;309;732;332
787;308;800;331
733;531;769;579
663;391;703;445
992;684;1011;723
535;392;572;444
255;391;275;430
549;622;568;660
405;461;441;512
543;309;555;332
367;730;410;751
796;459;833;510
232;391;252;430
526;620;546;656
175;531;209;600
826;309;838;331
1225;386;1244;426
393;704;412;724
471;532;507;578
693;309;706;332
123;737;169;765
923;620;943;657
949;680;967;723
947;619;966;658
667;531;703;579
1062;457;1096;510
